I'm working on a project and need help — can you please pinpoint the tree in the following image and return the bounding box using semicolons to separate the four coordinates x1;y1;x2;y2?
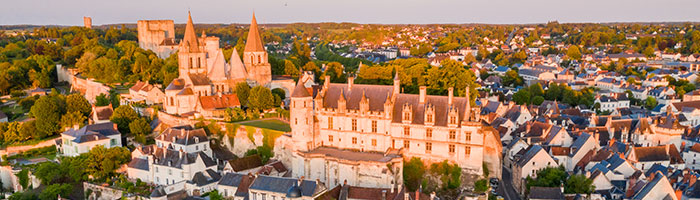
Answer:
39;183;72;200
645;96;658;110
248;86;275;111
110;106;138;134
502;70;524;87
565;174;594;194
403;157;425;191
525;166;568;194
224;108;246;122
513;89;532;105
60;111;86;130
567;45;582;60
129;118;151;143
95;93;110;107
283;60;300;77
244;145;274;163
234;82;251;107
66;93;91;117
85;146;131;181
208;190;224;200
30;95;64;138
532;96;545;105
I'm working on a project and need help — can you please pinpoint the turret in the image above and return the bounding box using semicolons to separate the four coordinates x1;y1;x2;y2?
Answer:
290;79;314;152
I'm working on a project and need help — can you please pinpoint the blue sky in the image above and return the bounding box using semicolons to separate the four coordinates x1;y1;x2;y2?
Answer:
1;0;700;25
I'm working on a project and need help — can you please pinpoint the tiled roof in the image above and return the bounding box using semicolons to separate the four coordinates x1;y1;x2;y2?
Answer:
528;187;564;199
244;13;265;52
199;94;240;110
248;175;320;197
92;105;113;121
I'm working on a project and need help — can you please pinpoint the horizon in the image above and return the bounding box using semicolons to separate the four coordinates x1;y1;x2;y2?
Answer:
2;0;700;26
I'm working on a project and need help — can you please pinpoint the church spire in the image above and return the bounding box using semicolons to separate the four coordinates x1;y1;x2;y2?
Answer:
244;12;265;52
181;11;201;53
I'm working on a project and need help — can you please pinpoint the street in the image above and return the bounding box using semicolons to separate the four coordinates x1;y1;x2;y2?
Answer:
498;166;521;200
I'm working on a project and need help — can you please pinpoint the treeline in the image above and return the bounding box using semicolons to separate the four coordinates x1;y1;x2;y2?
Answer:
512;82;596;107
9;146;131;200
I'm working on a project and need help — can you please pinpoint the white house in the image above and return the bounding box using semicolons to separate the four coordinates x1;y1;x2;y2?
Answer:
58;122;122;157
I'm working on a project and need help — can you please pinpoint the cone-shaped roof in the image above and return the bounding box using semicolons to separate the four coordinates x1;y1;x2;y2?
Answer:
181;12;201;52
229;48;247;79
291;79;310;98
244;12;265;52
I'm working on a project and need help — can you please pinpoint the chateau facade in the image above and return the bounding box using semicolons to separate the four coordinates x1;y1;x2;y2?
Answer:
289;74;501;188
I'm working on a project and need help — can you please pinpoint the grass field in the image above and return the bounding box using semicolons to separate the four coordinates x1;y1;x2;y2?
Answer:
235;119;291;132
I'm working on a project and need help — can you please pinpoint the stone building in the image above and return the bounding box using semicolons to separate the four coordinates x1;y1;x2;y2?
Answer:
83;16;92;29
162;12;293;116
288;73;502;188
137;20;178;59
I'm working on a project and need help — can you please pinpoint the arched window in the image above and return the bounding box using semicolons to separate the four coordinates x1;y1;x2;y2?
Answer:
189;58;193;69
258;55;262;64
170;97;174;106
250;56;254;64
197;57;201;68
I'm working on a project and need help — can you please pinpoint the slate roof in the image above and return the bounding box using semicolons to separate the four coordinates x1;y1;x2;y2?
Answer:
219;173;257;197
127;158;149;171
189;169;221;186
248;175;320;197
157;125;208;146
321;83;394;112
188;73;211;86
528;187;564;199
62;122;120;144
302;147;402;163
392;93;469;127
165;78;186;91
228;155;263;172
517;145;546;167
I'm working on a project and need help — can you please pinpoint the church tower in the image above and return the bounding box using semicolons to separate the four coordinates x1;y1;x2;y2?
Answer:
178;12;207;77
243;13;272;86
290;79;314;152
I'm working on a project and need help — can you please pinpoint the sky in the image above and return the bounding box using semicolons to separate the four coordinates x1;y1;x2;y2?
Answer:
2;0;700;26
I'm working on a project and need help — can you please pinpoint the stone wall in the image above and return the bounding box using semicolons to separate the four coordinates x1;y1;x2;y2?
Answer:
83;182;148;200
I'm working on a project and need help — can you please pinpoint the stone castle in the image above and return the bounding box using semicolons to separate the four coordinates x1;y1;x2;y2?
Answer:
287;74;503;188
160;12;293;117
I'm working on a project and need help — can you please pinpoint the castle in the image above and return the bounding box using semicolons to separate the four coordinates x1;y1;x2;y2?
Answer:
287;74;502;188
162;12;276;116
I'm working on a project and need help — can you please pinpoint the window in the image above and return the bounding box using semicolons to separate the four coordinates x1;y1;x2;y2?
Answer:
295;118;298;125
352;119;357;131
371;121;377;133
328;135;333;142
404;140;410;149
168;169;172;175
352;137;357;144
258;55;262;64
195;145;199;150
449;130;456;140
328;117;333;129
465;146;471;156
426;113;433;123
189;57;193;68
155;167;159;173
392;139;395;148
465;132;472;141
426;142;432;152
181;172;184;178
426;128;432;138
372;139;377;146
110;139;117;146
197;57;201;68
450;116;456;124
404;126;410;136
449;144;455;153
404;112;410;121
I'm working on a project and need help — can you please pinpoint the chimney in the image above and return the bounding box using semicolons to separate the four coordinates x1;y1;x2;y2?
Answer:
447;87;454;105
415;190;419;200
324;75;330;87
430;192;436;200
391;185;394;193
382;190;387;200
419;86;426;104
348;76;354;91
73;123;80;130
404;191;409;200
113;123;118;130
666;144;670;154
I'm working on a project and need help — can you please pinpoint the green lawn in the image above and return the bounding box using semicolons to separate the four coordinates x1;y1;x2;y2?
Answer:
235;119;291;132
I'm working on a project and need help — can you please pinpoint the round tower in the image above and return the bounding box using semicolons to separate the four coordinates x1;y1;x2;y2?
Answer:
290;80;314;152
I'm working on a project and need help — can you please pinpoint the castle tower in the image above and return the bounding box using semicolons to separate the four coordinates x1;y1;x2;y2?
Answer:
83;17;92;29
243;13;272;86
290;79;314;152
178;12;208;77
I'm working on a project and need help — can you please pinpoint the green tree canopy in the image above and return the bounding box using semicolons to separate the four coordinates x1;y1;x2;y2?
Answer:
248;86;275;111
110;106;138;134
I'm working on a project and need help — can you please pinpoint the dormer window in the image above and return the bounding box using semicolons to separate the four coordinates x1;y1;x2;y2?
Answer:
450;116;456;124
194;137;199;143
402;104;413;123
425;104;435;125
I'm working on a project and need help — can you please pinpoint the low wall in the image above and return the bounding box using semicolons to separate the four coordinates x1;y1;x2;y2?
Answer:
0;138;57;158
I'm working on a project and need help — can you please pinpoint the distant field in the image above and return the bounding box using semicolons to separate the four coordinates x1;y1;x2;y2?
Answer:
235;119;291;132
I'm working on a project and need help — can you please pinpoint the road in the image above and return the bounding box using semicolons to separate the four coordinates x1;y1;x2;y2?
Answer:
497;166;521;200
